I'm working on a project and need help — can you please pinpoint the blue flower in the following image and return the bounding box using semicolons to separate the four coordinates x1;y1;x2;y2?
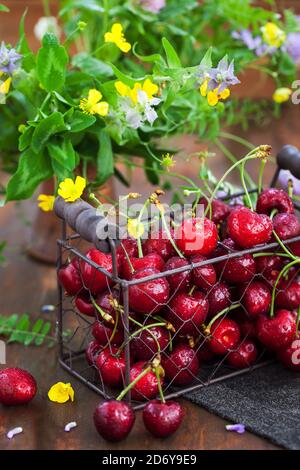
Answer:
0;42;22;76
225;423;245;434
208;56;240;92
232;30;262;52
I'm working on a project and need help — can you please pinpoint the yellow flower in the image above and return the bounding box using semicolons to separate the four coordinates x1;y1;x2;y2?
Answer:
115;78;158;105
58;176;86;202
203;84;231;106
200;79;208;97
272;87;292;104
104;23;131;53
37;194;55;212
127;218;145;239
261;22;286;48
0;77;12;94
48;382;75;403
79;89;109;116
219;88;230;100
161;153;176;171
207;90;219;106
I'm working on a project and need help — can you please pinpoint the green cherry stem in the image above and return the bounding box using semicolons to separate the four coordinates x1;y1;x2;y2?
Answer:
91;297;114;325
241;160;253;210
253;252;291;258
272;231;296;260
116;366;152;401
159;206;184;259
270;259;300;317
258;158;267;195
155;367;166;404
204;303;241;334
118;322;166;353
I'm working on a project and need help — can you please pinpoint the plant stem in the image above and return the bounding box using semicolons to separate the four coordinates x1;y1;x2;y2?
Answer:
91;297;114;325
160;208;184;258
258;158;267;195
270;259;300;317
205;303;241;333
218;131;255;151
116;366;151;401
272;231;296;260
155;367;166;403
118;322;165;353
241;160;253;210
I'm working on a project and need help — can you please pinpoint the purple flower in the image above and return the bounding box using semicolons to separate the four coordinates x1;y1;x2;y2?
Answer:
138;0;166;13
278;170;300;196
0;42;22;75
284;32;300;64
209;56;240;92
225;424;245;434
232;29;262;52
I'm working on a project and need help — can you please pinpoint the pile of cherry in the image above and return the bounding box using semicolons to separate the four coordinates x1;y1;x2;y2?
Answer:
57;188;300;441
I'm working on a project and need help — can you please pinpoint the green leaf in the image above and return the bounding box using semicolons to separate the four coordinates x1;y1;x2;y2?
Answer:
162;37;182;68
0;313;54;347
6;148;52;202
59;0;104;16
69;110;96;133
8;314;30;343
18;126;34;152
109;63;140;87
24;319;44;346
72;53;113;80
132;43;166;67
47;137;76;171
37;33;68;92
35;322;51;346
0;314;18;334
31;112;67;153
0;3;9;12
200;47;213;69
96;128;114;185
145;154;159;185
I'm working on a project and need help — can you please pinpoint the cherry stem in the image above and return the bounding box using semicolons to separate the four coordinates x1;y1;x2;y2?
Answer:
241;160;253;210
91;297;114;325
258;158;267;195
189;285;196;296
253;252;291;258
159;207;184;258
118;322;166;353
116;365;152;401
155;367;166;404
272;231;296;260
270;258;300;317
205;303;241;333
120;241;135;274
288;179;294;199
107;308;119;346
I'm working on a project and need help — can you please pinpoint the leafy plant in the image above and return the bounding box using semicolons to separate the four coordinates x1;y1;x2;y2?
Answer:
0;313;54;347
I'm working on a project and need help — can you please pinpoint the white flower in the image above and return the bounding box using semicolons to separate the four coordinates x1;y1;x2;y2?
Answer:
34;17;61;41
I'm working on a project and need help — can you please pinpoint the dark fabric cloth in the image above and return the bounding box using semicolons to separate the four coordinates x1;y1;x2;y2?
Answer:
184;363;300;449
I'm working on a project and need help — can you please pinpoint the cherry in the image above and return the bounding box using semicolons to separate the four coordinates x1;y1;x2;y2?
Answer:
163;256;191;291
207;282;231;318
143;400;184;438
143;229;174;260
75;292;95;317
256;188;294;215
240;281;271;318
132;325;170;361
191;254;216;290
255;254;284;280
93;400;135;442
209;318;241;355
117;238;138;266
128;268;170;314
174;217;218;257
235;311;256;339
130;361;164;401
272;213;300;241
277;340;300;371
199;197;231;225
196;342;215;363
81;249;115;295
122;253;165;280
226;339;258;369
227;207;272;248
166;291;209;337
58;258;83;296
276;281;300;310
256;310;296;351
162;344;199;385
0;368;37;405
95;347;126;387
86;340;101;365
290;240;300;257
92;321;124;346
95;288;121;325
217;238;256;284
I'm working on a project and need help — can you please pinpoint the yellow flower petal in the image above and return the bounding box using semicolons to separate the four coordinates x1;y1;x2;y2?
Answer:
91;101;109;116
104;23;131;53
261;22;286;48
115;81;130;96
0;77;12;95
37;194;55;212
200;79;208;97
88;89;102;105
207;90;219;106
116;40;131;53
112;23;123;36
74;175;86;194
272;87;292;103
104;32;114;43
143;78;158;99
58;176;86;202
219;88;230;100
127;218;145;239
48;382;75;403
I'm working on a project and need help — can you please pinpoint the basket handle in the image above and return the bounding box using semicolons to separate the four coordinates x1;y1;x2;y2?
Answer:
54;196;120;253
276;145;300;180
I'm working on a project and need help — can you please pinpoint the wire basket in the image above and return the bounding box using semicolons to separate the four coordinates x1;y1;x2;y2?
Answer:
55;145;300;409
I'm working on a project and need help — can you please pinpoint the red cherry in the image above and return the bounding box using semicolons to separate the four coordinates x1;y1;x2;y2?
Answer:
143;229;174;260
256;188;294;215
255;254;284;280
196;342;215;363
207;282;231;318
235;310;256;339
277;340;300;371
94;400;135;442
240;281;271;318
256;310;296;351
290;241;300;257
227;207;272;248
226;339;258;369
163;256;191;291
0;368;37;405
95;288;121;325
58;258;83;296
128;268;170;314
199;198;231;225
92;321;124;346
216;238;256;284
132;325;169;361
95;347;126;387
272;213;300;241
81;249;115;295
117;238;138;266
162;344;199;385
130;361;164;401
122;253;165;280
85;340;102;365
276;281;300;310
166;291;208;337
191;254;216;290
143;400;184;438
209;318;240;355
174;217;218;257
75;292;95;317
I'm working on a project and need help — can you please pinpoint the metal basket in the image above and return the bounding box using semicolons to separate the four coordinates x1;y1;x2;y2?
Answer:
55;145;300;409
